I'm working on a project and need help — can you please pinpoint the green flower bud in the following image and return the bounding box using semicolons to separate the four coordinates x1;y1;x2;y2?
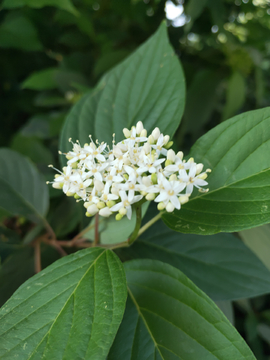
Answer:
74;194;80;199
146;193;156;201
115;213;123;221
169;174;177;181
164;141;173;149
165;159;173;167
106;200;116;208
119;207;127;216
97;201;105;209
157;202;166;210
66;191;74;197
151;173;158;184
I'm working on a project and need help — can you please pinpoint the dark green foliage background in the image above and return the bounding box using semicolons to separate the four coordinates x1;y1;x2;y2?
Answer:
1;0;270;358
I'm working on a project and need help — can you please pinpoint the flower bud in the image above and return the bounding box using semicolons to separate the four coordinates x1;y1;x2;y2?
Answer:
97;201;105;209
52;182;63;189
166;202;175;213
152;127;160;140
74;194;80;199
99;207;112;217
157;202;166;210
146;193;156;201
123;128;130;138
199;188;209;193
167;149;175;162
87;204;99;215
197;173;208;180
148;135;155;144
151;173;157;184
106;200;116;208
94;180;104;192
164;141;173;149
115;213;123;221
165;159;173;167
119;207;127;215
188;157;194;164
66;191;75;196
164;135;170;145
143;142;151;154
169;174;177;181
179;195;189;205
177;151;184;160
196;163;204;175
140;129;147;137
136;121;143;135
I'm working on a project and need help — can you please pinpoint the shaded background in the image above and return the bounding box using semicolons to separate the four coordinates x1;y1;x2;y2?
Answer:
1;0;270;357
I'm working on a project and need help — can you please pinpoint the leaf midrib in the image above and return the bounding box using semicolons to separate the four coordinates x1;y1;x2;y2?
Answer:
27;249;106;360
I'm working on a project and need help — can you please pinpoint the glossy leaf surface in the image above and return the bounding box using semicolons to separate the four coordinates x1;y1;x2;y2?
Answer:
163;108;270;234
0;248;127;360
108;259;255;360
0;148;49;223
60;21;185;156
117;219;270;301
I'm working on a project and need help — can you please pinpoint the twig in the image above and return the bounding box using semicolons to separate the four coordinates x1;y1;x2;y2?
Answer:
94;213;99;246
34;240;41;273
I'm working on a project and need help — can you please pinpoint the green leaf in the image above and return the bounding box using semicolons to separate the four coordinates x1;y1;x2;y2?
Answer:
162;107;270;234
48;196;83;237
60;21;185;153
0;13;42;51
215;301;234;325
116;220;270;301
11;134;54;165
184;0;208;32
222;71;246;121
0;248;127;360
84;201;149;245
0;247;34;308
2;0;79;16
0;227;21;262
239;224;270;271
0;149;49;223
182;69;222;141
108;259;255;360
21;68;58;91
20;115;50;139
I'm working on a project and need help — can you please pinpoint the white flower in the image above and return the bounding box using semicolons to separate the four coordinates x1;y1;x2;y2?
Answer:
49;121;210;219
184;163;208;194
151;134;168;156
154;174;186;211
110;190;143;219
137;153;165;174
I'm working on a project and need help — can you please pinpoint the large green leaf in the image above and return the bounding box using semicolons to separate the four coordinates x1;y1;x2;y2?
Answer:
2;0;79;16
163;107;270;234
0;248;127;360
222;71;246;121
60;21;185;154
108;259;255;360
116;219;270;300
0;13;42;51
239;224;270;271
0;149;49;223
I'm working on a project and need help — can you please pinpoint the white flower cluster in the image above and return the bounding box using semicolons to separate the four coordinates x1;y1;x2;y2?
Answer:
48;121;210;220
